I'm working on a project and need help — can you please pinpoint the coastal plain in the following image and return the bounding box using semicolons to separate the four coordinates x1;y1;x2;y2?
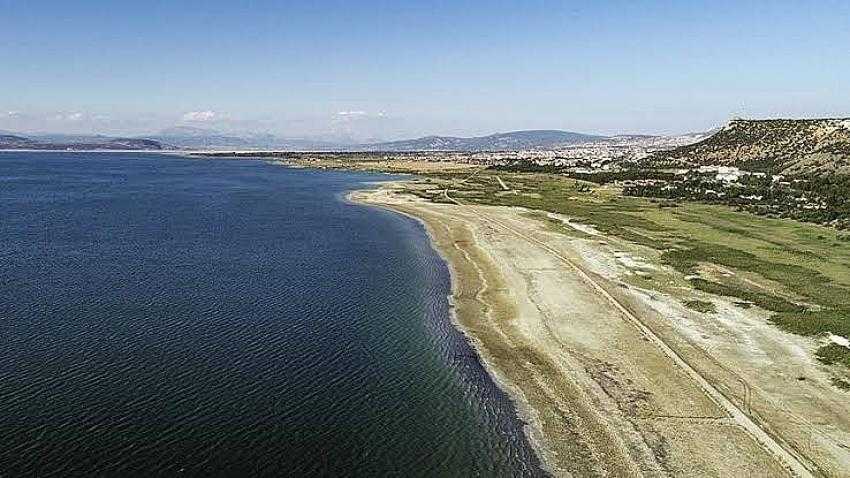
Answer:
346;161;850;477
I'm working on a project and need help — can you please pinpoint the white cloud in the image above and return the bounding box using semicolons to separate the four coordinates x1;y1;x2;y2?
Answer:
335;110;389;119
182;110;223;122
51;112;85;121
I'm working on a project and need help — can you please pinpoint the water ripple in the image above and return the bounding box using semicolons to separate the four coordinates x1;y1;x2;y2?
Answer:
0;152;546;477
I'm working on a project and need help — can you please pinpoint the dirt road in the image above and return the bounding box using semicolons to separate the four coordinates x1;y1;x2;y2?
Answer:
353;183;850;477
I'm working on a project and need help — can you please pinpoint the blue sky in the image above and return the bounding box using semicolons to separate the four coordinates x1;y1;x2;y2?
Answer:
1;0;849;140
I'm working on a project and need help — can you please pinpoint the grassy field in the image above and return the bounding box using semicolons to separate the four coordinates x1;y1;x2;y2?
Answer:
684;299;718;313
401;169;850;376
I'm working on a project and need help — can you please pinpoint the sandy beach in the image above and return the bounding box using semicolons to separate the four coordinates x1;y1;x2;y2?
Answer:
352;181;850;477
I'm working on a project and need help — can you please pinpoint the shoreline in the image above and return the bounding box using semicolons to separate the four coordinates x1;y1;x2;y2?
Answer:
349;185;658;475
351;179;850;477
347;185;557;475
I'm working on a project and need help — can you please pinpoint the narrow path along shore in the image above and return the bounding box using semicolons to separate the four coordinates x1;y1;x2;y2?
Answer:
353;180;850;477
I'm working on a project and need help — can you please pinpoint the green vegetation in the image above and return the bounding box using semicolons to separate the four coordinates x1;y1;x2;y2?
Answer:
683;300;717;314
769;310;850;338
492;162;677;183
624;172;850;229
688;279;804;314
403;170;850;376
815;344;850;368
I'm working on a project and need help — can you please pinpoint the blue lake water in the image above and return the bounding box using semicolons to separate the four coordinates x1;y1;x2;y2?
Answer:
0;152;545;476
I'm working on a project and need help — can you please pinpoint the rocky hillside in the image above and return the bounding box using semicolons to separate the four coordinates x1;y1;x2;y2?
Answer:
646;118;850;175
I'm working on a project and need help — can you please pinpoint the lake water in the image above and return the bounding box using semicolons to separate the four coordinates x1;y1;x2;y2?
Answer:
0;152;545;476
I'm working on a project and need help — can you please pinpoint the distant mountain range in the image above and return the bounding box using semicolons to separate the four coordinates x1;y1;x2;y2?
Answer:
0;134;168;151
147;127;612;151
146;126;344;151
361;130;605;151
0;128;623;152
10;120;846;173
0;127;345;152
5;119;849;177
0;128;593;151
646;118;850;175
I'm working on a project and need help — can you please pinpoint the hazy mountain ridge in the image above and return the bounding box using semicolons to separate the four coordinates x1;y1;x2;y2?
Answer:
0;134;39;149
0;128;340;151
146;126;346;151
148;127;257;150
1;129;611;152
9;121;845;166
0;134;169;151
647;118;850;175
363;130;605;151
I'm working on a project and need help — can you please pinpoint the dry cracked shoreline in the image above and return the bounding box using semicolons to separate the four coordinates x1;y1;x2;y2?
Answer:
351;181;850;477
